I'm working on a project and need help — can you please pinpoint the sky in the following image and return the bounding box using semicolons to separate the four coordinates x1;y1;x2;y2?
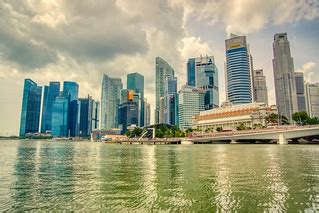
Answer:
0;0;319;136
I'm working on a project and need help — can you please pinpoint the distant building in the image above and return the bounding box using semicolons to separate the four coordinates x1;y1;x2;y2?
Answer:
41;82;60;133
101;74;122;129
92;101;100;130
252;69;268;106
78;96;92;137
305;83;319;118
155;57;175;124
272;33;298;122
295;72;307;112
164;75;178;125
19;79;42;137
144;98;151;126
194;55;219;109
127;72;145;126
51;92;69;137
40;86;49;133
159;97;165;124
178;85;205;130
63;81;79;137
225;34;252;104
192;102;276;131
118;101;139;134
187;58;196;86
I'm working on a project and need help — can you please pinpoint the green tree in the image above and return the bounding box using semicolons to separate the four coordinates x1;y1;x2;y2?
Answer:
237;123;249;131
292;111;310;125
216;126;223;132
307;117;319;125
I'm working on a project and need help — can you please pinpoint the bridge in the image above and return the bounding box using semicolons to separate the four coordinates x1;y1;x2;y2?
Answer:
183;125;319;145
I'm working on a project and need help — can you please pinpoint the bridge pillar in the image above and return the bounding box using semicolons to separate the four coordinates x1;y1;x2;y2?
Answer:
278;134;288;145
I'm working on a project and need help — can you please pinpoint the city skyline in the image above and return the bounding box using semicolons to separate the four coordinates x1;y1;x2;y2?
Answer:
1;1;319;135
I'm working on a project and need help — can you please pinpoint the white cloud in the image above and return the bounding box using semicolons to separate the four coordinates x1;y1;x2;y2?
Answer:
296;61;317;83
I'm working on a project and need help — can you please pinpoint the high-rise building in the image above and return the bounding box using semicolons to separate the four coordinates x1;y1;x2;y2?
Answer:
118;101;138;134
63;81;79;137
187;58;196;86
41;82;60;132
272;33;298;121
155;57;175;124
225;34;252;104
164;75;178;125
92;100;100;130
41;82;60;133
127;72;145;126
78;96;93;137
120;89;129;104
144;98;151;126
51;92;69;137
194;55;219;109
178;85;205;130
19;79;42;137
40;86;49;133
101;74;122;130
295;72;307;112
252;69;268;106
305;83;319;118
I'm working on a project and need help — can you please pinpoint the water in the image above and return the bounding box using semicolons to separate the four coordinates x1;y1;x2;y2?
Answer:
0;140;319;211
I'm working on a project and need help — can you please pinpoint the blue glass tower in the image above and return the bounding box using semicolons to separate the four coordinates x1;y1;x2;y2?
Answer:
41;82;60;133
63;81;79;137
19;79;42;137
118;101;138;134
51;92;69;137
187;58;196;86
40;86;49;133
225;34;252;104
164;75;178;125
127;72;144;126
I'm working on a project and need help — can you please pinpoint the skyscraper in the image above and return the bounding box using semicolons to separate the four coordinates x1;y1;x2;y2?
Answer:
78;96;93;137
305;83;319;118
19;79;42;137
92;100;100;130
41;81;60;133
194;55;219;109
187;58;196;86
127;72;144;126
101;74;122;129
272;33;298;121
63;81;79;137
51;92;69;137
295;72;306;112
164;75;178;125
144;98;151;126
252;69;268;106
225;34;252;104
118;101;138;134
155;57;175;124
178;85;205;130
40;86;49;133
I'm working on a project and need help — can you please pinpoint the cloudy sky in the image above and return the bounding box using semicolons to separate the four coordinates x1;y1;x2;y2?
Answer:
0;0;318;135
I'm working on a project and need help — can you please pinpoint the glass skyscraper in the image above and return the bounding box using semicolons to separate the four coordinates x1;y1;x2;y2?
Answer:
225;34;252;104
295;72;306;112
127;72;144;126
155;57;175;124
40;86;49;133
101;74;123;130
19;79;42;137
252;69;268;106
51;92;69;137
41;81;60;133
187;58;196;86
118;101;138;134
63;81;79;137
164;75;178;125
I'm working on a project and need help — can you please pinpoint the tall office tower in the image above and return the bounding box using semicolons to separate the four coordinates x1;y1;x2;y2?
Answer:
159;97;165;123
120;89;129;104
225;34;252;104
127;72;145;126
164;75;178;125
40;86;49;133
78;96;93;137
63;81;79;137
101;74;123;129
194;55;219;109
19;79;42;137
92;100;100;130
272;33;298;121
41;82;60;133
187;58;196;86
252;69;268;106
305;83;319;118
51;92;69;137
155;57;175;124
144;98;151;126
118;101;138;134
295;72;307;112
178;85;205;130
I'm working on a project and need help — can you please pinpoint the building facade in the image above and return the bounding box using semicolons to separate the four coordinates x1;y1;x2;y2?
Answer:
272;33;298;122
305;83;319;118
295;72;307;112
225;34;252;104
187;58;196;86
145;99;151;126
78;97;92;137
118;101;139;134
178;85;205;130
63;81;79;137
19;79;42;137
40;86;49;133
101;74;123;130
155;57;175;124
252;69;268;106
51;92;69;137
92;100;100;130
164;75;178;125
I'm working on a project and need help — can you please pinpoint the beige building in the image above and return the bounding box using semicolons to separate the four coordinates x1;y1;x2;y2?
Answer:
192;102;277;131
